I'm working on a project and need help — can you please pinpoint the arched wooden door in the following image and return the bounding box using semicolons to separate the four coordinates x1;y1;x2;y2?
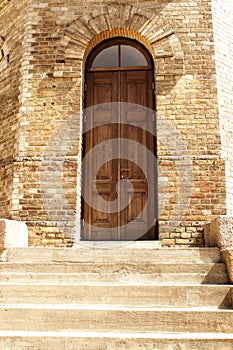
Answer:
82;38;157;241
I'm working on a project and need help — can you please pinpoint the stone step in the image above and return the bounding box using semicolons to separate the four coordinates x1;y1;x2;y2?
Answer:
1;331;233;350
0;262;228;284
0;305;233;333
0;284;231;308
2;246;222;264
0;246;232;349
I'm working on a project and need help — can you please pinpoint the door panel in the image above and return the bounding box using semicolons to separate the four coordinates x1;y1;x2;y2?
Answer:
120;71;154;239
84;72;119;240
83;70;155;240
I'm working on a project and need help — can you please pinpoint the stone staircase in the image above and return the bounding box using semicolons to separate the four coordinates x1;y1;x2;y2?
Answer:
0;243;232;349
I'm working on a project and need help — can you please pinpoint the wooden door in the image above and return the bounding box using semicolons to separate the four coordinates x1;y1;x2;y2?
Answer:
82;39;156;240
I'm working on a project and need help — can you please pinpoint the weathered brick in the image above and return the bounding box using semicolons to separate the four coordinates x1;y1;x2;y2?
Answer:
0;0;231;246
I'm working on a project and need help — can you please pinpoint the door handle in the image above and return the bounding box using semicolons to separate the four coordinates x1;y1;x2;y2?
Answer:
120;168;130;179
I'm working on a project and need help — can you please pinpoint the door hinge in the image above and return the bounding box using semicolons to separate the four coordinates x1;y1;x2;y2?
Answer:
84;84;87;92
152;82;155;90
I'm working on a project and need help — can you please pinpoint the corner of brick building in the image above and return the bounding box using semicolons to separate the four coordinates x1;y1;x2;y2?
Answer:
0;0;231;247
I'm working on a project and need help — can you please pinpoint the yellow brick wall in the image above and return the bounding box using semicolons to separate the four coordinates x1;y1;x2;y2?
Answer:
212;0;233;216
0;0;28;219
0;0;229;246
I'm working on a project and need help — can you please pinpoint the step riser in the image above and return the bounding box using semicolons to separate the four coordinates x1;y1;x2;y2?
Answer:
1;337;233;350
0;263;229;284
0;272;228;284
0;262;227;273
0;285;232;308
1;309;233;333
3;247;222;264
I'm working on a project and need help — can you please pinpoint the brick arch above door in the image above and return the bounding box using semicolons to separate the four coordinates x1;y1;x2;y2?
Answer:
53;3;185;94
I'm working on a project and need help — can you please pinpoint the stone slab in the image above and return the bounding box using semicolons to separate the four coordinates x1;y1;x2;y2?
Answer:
221;249;233;284
0;284;231;308
204;216;233;248
3;246;222;263
0;220;28;248
204;216;233;283
0;262;228;284
1;332;233;350
0;306;233;333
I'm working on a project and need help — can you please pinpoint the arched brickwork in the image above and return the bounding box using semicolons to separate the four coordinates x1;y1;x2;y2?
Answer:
0;36;9;72
0;0;13;12
53;3;184;84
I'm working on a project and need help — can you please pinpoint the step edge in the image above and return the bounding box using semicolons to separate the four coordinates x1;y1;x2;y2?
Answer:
0;331;233;339
0;304;232;311
0;282;231;287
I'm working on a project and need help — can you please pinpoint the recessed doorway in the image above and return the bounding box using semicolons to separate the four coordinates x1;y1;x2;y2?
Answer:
82;38;157;241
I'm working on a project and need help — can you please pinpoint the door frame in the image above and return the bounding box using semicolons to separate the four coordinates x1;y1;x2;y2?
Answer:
81;37;158;240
